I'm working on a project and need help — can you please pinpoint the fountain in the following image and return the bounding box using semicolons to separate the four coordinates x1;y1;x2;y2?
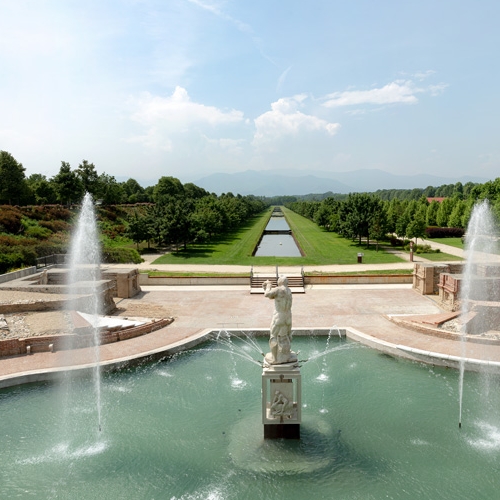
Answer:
2;333;500;498
62;192;103;433
1;245;500;496
458;200;500;428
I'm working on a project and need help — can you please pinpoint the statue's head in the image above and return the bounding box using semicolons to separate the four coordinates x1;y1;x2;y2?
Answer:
278;276;288;287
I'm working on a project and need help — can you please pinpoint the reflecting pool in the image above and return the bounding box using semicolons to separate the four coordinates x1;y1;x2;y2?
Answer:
1;337;499;499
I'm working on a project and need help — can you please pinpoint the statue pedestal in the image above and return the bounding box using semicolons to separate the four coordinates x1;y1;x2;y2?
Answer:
262;360;301;439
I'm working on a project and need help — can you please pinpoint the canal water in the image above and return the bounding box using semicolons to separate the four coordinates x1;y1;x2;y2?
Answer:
254;212;302;257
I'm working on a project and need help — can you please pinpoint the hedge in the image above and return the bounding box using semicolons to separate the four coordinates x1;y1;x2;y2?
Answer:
425;227;465;238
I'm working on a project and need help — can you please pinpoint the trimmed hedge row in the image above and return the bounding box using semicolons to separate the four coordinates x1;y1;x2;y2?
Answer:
425;226;465;238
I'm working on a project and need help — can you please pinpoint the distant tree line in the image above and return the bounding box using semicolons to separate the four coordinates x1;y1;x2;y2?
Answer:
0;151;155;206
287;179;500;245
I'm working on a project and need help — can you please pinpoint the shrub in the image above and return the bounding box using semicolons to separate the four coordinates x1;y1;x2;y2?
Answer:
0;245;37;273
25;225;52;239
0;206;23;233
39;219;70;232
390;236;408;247
102;246;143;264
34;242;68;257
44;205;72;221
98;208;118;222
0;234;22;246
0;252;24;274
404;243;441;254
425;226;465;238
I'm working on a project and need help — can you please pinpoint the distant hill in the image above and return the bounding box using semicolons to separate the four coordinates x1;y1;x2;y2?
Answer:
194;169;487;196
194;171;352;196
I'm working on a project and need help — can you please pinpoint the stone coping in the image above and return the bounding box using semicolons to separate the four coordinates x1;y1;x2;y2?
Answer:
386;314;500;345
1;326;498;389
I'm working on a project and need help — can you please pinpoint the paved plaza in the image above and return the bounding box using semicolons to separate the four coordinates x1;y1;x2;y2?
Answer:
2;240;500;387
2;280;500;387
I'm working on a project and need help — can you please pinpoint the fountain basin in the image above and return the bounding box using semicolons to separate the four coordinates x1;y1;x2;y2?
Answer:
1;334;499;499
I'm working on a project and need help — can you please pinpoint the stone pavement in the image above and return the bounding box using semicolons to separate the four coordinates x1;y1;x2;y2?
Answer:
2;282;500;388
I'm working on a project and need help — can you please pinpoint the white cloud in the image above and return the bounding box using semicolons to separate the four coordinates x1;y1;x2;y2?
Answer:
322;78;448;109
413;70;436;81
322;81;419;108
253;95;340;147
128;86;244;149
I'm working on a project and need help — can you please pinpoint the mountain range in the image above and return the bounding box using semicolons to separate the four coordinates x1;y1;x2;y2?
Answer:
193;169;488;197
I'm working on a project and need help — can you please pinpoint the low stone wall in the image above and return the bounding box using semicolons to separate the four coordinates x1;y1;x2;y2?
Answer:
138;274;412;286
0;266;37;284
139;275;249;286
0;317;173;357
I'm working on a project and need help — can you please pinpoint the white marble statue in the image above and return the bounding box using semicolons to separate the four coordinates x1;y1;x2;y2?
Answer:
263;276;297;365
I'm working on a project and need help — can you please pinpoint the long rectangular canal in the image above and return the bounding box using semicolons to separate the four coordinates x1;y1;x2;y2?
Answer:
254;209;302;257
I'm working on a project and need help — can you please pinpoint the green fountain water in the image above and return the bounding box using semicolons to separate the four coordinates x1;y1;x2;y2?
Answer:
1;335;499;499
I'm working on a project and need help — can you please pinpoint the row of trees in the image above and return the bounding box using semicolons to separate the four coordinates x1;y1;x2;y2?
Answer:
0;151;151;206
288;182;500;245
127;176;266;249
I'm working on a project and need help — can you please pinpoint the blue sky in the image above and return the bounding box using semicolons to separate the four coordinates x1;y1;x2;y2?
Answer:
1;0;499;186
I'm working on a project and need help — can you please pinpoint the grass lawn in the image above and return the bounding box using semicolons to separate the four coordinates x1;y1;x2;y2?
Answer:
307;269;413;276
153;206;405;266
425;237;464;249
417;252;463;261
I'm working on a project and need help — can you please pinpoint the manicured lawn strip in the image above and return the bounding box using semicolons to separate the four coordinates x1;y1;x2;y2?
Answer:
426;237;464;249
417;252;463;262
143;271;250;277
281;207;404;265
307;269;413;276
142;269;413;277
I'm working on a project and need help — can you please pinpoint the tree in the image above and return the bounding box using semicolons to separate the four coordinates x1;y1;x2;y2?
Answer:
192;196;224;239
26;174;57;205
448;200;466;228
338;193;385;245
121;178;146;203
426;200;440;226
153;176;184;203
183;182;208;200
76;160;100;197
314;198;339;230
52;162;83;205
436;198;454;227
0;151;27;205
406;216;427;244
127;210;152;249
98;173;124;204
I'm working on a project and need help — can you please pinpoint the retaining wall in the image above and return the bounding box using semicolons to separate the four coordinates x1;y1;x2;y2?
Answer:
138;274;412;286
0;317;173;357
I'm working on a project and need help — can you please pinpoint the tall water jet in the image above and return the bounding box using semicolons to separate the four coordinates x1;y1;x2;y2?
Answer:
64;192;103;433
458;200;499;428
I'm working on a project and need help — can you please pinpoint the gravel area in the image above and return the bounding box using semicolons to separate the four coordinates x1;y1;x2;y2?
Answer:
1;311;70;340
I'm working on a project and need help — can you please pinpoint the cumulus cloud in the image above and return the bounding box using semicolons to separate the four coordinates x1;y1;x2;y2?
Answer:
253;95;340;147
128;86;244;149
